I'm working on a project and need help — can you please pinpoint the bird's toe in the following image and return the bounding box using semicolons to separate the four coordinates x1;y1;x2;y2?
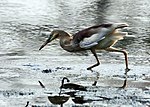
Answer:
87;68;91;70
125;68;130;73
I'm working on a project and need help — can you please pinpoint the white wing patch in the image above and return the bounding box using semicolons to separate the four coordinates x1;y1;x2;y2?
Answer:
79;28;109;49
79;33;104;48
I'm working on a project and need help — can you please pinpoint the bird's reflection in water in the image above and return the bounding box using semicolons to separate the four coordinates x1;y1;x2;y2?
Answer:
119;70;129;88
72;95;112;104
42;72;129;107
48;95;69;107
47;77;88;107
89;68;129;88
60;77;87;92
72;96;95;104
89;69;100;86
38;80;70;107
59;77;87;96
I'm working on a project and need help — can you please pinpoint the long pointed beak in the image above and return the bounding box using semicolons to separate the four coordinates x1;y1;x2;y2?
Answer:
39;39;50;50
39;34;56;50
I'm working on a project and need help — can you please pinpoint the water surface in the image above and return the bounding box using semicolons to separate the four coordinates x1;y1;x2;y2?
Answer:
0;0;150;106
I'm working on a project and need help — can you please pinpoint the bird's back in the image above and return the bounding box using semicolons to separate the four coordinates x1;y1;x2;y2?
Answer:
72;23;128;49
73;24;115;49
73;24;113;44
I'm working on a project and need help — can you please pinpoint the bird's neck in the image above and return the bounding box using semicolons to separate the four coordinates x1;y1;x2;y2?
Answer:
59;31;81;52
60;77;69;88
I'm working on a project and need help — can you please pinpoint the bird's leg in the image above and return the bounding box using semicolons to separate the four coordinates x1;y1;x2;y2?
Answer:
120;71;128;88
87;49;100;70
105;47;130;73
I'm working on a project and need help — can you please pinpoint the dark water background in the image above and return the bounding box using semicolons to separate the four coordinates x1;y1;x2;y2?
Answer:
0;0;150;107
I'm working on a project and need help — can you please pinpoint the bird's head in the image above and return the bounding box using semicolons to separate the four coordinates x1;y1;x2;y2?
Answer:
39;30;61;50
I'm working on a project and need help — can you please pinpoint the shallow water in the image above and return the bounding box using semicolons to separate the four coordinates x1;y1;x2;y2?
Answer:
0;0;150;107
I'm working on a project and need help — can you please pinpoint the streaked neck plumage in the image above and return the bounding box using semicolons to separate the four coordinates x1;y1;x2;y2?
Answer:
58;30;82;52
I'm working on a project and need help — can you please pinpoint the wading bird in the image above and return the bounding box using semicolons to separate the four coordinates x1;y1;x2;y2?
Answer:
39;23;130;72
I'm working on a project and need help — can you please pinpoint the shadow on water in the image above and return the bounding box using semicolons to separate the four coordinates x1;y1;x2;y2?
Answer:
30;74;129;107
90;69;128;88
48;96;69;107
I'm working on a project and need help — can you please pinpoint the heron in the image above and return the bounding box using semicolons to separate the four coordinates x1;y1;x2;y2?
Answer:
39;23;130;72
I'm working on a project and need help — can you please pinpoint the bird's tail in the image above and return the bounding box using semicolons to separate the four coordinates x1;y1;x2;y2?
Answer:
110;32;127;40
111;31;135;41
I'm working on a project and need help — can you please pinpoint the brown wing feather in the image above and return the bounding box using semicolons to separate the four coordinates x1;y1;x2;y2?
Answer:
73;24;112;45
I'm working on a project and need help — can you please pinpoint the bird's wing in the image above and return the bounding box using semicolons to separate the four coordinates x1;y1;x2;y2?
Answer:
73;23;128;49
73;24;112;43
79;27;112;49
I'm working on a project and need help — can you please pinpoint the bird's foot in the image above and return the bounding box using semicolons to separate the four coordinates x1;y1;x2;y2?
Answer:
125;68;130;74
87;67;91;70
87;68;95;72
92;81;97;86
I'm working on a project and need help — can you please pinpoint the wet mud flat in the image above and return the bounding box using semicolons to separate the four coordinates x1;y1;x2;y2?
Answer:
0;55;149;107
